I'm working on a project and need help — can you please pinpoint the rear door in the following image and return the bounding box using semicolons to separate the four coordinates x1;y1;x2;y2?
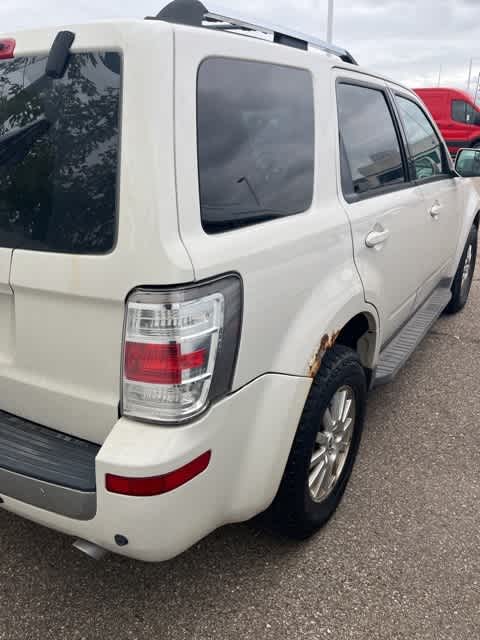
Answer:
392;92;462;304
336;76;439;344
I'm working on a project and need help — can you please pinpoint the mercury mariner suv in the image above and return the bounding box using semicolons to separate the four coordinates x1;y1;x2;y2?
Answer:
0;0;477;561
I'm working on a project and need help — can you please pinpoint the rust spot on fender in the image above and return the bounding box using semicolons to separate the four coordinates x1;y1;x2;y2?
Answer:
308;331;340;378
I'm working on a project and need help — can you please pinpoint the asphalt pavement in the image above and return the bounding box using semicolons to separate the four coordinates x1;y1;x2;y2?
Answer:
1;276;479;640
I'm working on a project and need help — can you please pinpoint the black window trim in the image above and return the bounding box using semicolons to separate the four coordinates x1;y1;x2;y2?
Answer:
336;76;414;204
391;89;455;187
196;55;316;235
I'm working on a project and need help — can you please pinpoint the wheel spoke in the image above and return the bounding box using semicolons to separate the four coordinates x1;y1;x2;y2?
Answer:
308;456;327;495
332;389;347;423
341;417;353;437
311;469;327;498
322;407;334;431
323;453;336;489
310;447;326;469
341;397;353;423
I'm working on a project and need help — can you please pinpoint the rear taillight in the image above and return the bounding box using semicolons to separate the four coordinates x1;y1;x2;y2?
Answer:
0;39;15;60
121;275;242;423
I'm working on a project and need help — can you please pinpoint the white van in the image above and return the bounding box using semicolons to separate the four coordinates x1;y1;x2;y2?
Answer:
0;0;477;562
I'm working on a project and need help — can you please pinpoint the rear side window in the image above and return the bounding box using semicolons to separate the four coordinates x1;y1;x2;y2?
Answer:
395;96;444;181
0;52;121;254
337;83;406;197
197;58;314;233
452;99;480;126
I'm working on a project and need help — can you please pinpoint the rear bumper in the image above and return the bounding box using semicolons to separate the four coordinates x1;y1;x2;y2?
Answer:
0;410;99;519
0;373;311;562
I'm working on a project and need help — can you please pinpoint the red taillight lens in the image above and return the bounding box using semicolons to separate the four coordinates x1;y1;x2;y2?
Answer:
105;451;211;496
121;276;242;423
124;342;207;385
0;39;15;60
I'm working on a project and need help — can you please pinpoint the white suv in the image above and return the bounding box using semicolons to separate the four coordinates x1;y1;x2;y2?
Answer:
0;1;477;562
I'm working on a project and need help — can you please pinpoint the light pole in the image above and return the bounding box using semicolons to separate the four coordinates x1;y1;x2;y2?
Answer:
467;58;480;93
326;0;334;44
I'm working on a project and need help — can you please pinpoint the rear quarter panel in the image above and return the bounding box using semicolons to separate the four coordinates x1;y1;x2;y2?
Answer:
173;28;379;387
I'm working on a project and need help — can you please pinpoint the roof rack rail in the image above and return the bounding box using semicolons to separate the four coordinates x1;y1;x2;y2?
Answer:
146;0;358;65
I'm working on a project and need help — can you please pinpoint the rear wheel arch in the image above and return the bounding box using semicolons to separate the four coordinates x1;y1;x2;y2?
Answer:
336;312;378;379
309;311;379;386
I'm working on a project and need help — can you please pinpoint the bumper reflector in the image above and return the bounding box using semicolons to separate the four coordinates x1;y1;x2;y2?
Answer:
105;451;211;497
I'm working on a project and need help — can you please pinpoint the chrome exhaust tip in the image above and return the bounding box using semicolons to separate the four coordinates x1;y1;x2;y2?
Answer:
73;538;108;561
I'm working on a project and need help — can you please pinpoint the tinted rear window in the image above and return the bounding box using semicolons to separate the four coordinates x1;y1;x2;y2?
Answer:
0;51;120;254
337;83;406;197
197;58;314;233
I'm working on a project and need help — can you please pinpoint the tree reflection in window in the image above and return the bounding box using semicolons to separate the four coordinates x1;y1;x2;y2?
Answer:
0;52;120;254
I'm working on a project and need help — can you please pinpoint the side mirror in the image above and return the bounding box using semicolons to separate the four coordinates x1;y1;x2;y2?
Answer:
455;148;480;177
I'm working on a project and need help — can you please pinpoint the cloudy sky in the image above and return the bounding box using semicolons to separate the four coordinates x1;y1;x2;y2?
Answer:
0;0;478;90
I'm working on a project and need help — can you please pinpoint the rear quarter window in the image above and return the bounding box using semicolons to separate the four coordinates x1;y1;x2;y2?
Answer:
0;51;121;254
197;58;315;233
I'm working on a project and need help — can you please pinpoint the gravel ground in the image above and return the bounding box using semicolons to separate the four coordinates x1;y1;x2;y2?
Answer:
0;279;479;640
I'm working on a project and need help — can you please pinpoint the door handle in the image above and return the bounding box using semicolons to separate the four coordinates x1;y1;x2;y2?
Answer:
429;202;442;218
365;228;390;248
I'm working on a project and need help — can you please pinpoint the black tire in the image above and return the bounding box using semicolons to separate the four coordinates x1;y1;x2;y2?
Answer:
445;224;477;314
267;345;367;539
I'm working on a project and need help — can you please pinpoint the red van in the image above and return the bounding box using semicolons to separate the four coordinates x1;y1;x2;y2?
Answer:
414;87;480;154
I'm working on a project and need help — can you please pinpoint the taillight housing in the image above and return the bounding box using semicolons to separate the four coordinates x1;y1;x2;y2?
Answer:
121;275;242;424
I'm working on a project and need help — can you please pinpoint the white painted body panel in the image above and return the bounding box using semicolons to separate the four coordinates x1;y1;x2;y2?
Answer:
0;249;14;364
448;176;480;278
0;20;477;561
413;177;463;306
340;183;430;342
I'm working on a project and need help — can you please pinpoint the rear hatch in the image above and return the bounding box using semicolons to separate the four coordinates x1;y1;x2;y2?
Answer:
0;22;194;444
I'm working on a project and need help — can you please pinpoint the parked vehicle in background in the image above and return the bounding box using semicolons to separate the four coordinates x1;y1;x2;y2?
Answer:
414;87;480;155
0;0;478;563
